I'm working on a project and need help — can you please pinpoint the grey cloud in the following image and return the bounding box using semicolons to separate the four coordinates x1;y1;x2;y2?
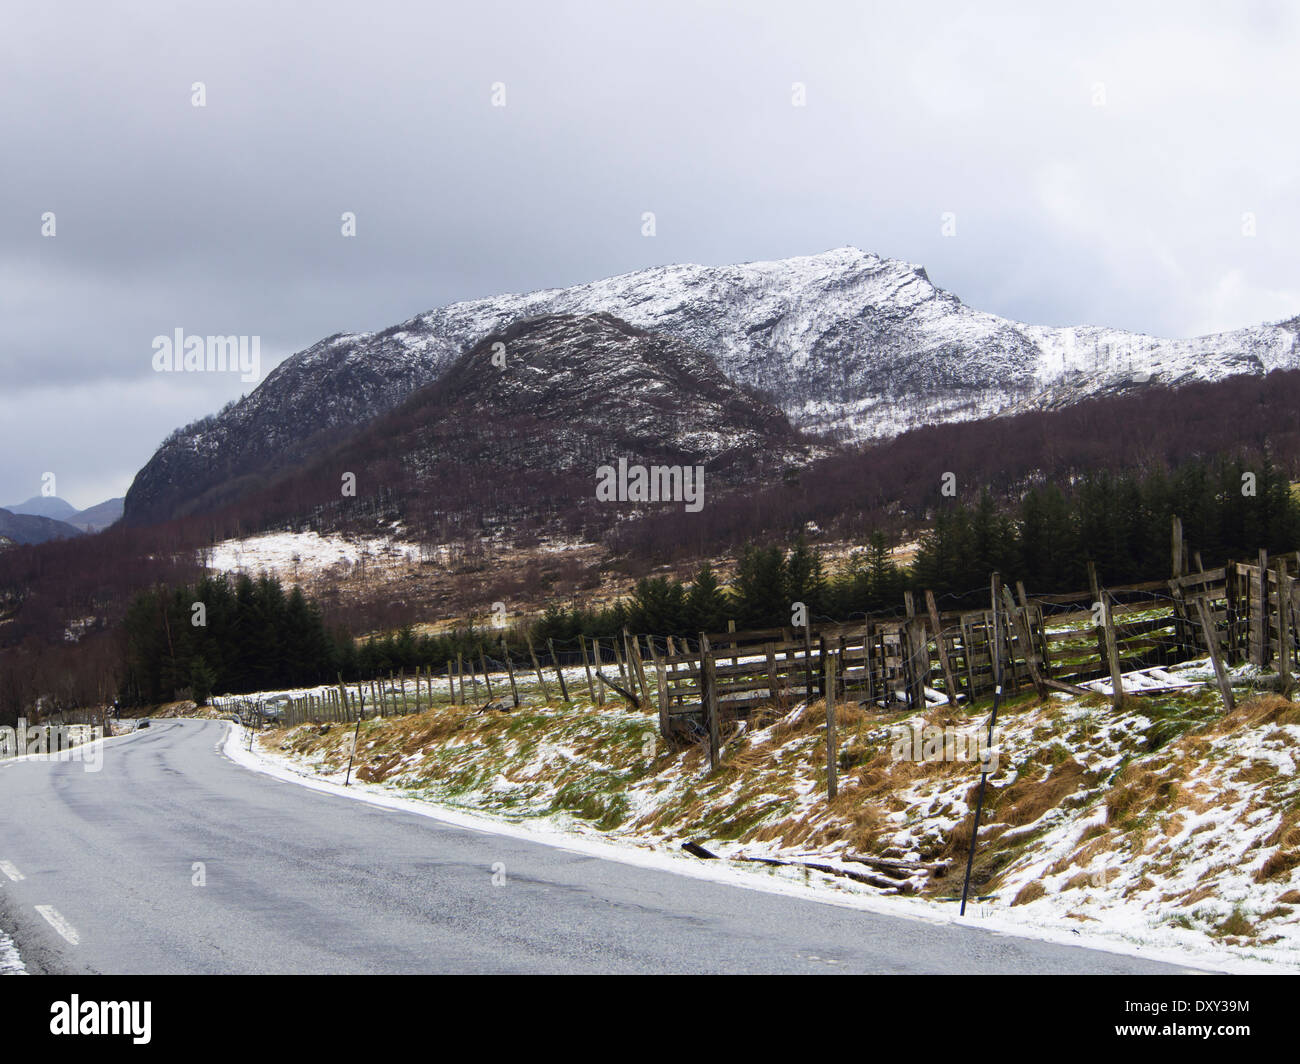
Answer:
2;0;1298;506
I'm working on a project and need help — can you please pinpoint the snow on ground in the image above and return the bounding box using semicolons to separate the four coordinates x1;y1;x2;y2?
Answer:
203;531;425;582
0;929;23;975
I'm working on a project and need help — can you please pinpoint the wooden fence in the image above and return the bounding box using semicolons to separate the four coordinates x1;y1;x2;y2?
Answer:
225;528;1300;752
653;547;1300;741
221;630;666;730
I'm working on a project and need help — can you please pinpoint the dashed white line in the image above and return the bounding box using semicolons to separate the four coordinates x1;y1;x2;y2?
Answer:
34;905;80;945
0;860;24;882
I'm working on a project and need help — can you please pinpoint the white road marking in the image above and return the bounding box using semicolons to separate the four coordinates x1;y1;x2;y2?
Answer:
35;905;80;945
0;860;24;882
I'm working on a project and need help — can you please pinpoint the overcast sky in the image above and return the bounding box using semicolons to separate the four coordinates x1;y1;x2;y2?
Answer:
3;0;1298;510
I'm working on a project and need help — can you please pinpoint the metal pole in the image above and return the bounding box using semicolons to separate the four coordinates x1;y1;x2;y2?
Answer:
344;694;365;786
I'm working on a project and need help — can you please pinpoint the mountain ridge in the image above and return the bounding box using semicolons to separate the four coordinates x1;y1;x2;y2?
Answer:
124;247;1300;525
2;496;122;536
0;508;84;547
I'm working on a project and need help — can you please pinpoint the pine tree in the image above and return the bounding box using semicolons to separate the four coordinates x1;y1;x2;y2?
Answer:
733;545;787;629
685;563;730;633
784;535;827;619
865;530;903;610
627;576;687;635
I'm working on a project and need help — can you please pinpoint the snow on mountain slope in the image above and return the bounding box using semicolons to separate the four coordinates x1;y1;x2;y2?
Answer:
1017;318;1300;410
124;247;1300;524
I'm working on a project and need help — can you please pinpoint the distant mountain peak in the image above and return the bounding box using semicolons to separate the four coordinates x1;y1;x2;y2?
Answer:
4;495;78;521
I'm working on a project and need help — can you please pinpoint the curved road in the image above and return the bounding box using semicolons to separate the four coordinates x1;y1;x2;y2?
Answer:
0;719;1201;974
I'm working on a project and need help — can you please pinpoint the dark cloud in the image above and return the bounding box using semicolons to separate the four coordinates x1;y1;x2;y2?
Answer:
2;0;1298;507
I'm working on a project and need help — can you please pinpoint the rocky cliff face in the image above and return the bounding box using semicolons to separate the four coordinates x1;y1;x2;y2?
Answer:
219;314;816;536
417;312;809;472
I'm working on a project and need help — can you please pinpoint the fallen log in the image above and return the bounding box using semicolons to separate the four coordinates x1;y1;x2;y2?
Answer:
841;853;949;879
733;854;907;893
1043;677;1100;698
596;671;641;708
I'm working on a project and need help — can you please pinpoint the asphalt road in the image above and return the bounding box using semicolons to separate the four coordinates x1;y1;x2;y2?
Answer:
0;719;1203;974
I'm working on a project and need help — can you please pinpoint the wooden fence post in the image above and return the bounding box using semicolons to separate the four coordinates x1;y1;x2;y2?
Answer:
802;622;814;702
523;632;551;701
1168;576;1193;664
1276;559;1294;698
611;635;630;690
989;574;1011;694
1195;597;1235;711
1102;597;1124;709
1001;587;1048;699
957;616;976;701
547;639;570;702
504;649;520;708
1224;560;1241;663
579;636;597;700
764;641;783;709
336;675;349;724
621;629;641;704
925;590;960;706
647;638;670;737
1256;549;1270;668
620;629;635;699
627;631;652;709
904;593;928;709
665;637;680;715
861;621;877;706
824;653;838;799
700;634;720;771
591;638;606;706
1087;562;1108;681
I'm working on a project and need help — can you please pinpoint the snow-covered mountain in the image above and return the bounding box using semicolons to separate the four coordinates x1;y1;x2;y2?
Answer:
241;313;816;530
124;247;1300;524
